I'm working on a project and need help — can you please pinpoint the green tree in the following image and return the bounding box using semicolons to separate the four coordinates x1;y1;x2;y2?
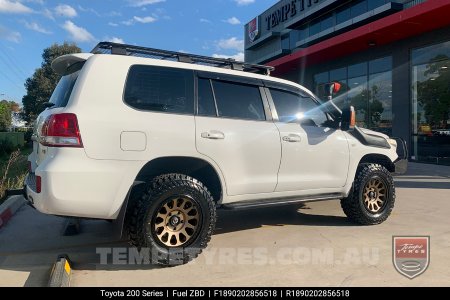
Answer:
22;42;81;123
0;100;12;131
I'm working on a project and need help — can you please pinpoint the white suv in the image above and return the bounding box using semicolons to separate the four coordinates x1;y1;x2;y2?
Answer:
26;42;407;265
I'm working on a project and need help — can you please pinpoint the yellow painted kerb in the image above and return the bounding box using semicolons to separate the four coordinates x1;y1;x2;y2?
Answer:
64;260;71;275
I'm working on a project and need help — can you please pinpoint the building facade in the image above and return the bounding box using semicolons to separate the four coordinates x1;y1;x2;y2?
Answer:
245;0;450;165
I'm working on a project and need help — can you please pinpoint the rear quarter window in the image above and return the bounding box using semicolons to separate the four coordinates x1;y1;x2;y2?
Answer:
124;65;194;114
49;70;80;108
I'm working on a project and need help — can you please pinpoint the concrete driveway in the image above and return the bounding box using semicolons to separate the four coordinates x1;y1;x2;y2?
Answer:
0;163;449;286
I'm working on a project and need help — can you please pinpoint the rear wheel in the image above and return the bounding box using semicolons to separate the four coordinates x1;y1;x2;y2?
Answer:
341;164;395;225
128;173;216;266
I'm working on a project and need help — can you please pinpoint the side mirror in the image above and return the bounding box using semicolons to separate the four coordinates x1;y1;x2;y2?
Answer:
341;106;356;131
324;82;342;99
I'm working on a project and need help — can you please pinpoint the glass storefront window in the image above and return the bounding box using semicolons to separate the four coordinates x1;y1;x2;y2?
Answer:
336;4;351;24
329;67;348;108
348;76;368;128
368;0;386;11
351;0;367;18
313;56;392;135
369;56;392;74
348;62;367;77
330;67;346;81
369;72;392;136
281;34;290;50
412;41;450;165
299;25;308;41
309;19;321;36
314;72;329;101
412;40;450;65
289;30;297;49
321;14;334;31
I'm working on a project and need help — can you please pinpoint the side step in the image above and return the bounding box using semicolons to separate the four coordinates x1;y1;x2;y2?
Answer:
220;193;342;210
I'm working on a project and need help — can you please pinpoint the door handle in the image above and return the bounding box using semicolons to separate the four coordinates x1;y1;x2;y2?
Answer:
201;130;225;140
282;134;301;143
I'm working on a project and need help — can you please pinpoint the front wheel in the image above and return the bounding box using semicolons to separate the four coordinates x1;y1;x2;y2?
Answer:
341;164;395;225
128;173;216;266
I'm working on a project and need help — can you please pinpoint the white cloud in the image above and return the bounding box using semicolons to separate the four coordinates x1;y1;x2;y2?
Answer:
224;17;241;25
216;37;244;52
55;4;77;18
121;19;134;26
41;8;54;19
24;21;52;34
108;22;118;27
104;36;124;44
128;0;165;7
0;0;33;14
122;15;157;26
0;25;21;42
213;52;245;62
234;0;255;6
133;15;156;23
200;18;211;24
78;5;100;17
22;0;44;4
62;20;95;43
105;11;121;17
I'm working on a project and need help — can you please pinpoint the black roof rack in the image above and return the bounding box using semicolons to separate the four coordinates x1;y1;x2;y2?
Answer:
91;42;274;76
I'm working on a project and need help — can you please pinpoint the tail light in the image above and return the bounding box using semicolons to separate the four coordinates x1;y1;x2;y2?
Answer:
40;113;83;147
36;176;41;193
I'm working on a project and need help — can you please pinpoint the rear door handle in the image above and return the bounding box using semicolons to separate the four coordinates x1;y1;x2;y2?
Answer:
201;130;225;140
282;134;301;143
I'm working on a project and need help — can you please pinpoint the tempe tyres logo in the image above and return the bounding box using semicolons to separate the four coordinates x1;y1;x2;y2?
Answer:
248;17;260;42
393;236;430;279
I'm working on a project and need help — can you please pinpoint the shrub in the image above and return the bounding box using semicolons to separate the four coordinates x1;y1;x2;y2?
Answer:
24;130;33;144
0;139;15;156
0;150;24;201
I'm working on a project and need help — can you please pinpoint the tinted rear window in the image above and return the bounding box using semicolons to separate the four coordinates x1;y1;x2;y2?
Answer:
197;78;217;117
49;70;80;108
212;80;265;121
124;65;194;114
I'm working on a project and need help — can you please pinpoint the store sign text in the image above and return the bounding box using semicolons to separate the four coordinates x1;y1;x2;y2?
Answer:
265;0;320;30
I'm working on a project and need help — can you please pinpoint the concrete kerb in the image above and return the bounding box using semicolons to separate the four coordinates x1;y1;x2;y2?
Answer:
48;254;72;287
0;195;26;230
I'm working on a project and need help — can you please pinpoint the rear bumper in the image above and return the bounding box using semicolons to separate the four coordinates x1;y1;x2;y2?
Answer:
24;148;142;219
392;137;408;175
24;173;36;208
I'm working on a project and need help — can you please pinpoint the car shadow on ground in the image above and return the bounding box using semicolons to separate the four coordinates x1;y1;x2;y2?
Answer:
214;203;353;235
0;201;354;282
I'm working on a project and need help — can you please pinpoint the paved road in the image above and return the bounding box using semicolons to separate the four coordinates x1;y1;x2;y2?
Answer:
0;163;449;286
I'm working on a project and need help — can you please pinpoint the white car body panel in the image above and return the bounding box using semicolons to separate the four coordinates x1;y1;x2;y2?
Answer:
26;52;400;219
274;123;350;191
195;116;281;197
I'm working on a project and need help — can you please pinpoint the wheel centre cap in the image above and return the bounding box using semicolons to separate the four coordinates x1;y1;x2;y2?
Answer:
170;215;180;226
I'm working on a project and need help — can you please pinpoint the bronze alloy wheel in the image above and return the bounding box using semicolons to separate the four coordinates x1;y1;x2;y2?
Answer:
153;196;200;247
363;177;386;213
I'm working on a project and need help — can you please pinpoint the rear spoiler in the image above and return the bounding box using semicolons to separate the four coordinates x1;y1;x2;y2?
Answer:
51;53;93;75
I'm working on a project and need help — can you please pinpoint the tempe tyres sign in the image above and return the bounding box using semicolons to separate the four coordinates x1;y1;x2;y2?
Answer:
248;0;323;43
